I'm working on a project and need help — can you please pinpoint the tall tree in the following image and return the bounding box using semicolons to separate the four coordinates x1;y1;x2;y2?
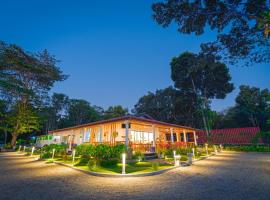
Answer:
103;105;128;120
60;99;102;127
0;42;67;146
133;87;203;128
152;0;270;65
171;52;234;136
235;85;270;130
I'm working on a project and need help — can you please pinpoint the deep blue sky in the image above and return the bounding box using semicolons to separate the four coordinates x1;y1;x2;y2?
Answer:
0;0;269;112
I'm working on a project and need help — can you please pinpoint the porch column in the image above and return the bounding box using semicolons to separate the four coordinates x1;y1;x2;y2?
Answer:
176;131;180;142
183;130;187;143
125;121;129;150
99;127;103;143
193;131;198;146
170;128;174;143
152;125;156;147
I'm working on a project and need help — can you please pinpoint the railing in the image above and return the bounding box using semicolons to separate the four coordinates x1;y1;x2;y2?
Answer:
130;143;152;152
156;141;195;150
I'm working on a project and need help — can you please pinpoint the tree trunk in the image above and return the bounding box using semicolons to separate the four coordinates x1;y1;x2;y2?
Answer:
4;129;7;145
11;134;18;148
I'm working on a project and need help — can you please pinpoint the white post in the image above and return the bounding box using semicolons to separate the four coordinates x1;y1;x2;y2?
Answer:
173;150;176;163
72;149;76;165
183;130;187;143
23;146;26;152
125;121;129;150
174;155;181;167
220;144;223;152
18;145;22;152
31;147;35;156
52;148;55;159
122;153;126;174
170;128;174;143
152;125;156;148
193;131;198;146
205;143;209;156
214;145;218;154
192;148;195;157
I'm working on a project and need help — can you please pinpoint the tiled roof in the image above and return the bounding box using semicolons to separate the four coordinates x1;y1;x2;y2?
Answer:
196;127;263;145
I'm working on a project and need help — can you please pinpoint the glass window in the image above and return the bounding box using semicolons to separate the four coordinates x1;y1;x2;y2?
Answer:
131;131;153;144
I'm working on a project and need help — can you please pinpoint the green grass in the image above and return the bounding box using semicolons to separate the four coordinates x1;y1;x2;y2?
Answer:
77;161;173;174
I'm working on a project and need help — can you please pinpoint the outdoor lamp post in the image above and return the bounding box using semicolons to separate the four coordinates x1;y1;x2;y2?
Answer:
23;146;26;153
122;153;126;174
72;149;76;165
187;153;193;165
174;155;181;167
192;148;195;157
31;147;35;156
214;145;218;154
18;145;22;152
205;143;209;156
52;148;56;159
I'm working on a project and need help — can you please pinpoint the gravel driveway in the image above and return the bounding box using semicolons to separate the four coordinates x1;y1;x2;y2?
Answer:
0;151;269;200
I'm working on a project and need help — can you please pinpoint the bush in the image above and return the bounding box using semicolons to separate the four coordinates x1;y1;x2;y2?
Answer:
88;158;99;171
111;144;125;158
4;143;13;149
95;144;112;160
75;157;90;166
75;144;95;158
100;158;118;167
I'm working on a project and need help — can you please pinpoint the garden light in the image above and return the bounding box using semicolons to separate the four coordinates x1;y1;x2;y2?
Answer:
72;149;76;165
23;146;26;152
18;145;22;152
122;153;126;174
31;147;35;157
52;148;56;159
192;148;195;157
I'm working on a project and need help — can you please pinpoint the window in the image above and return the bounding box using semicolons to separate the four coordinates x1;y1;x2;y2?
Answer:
83;128;91;142
166;133;177;142
131;131;154;144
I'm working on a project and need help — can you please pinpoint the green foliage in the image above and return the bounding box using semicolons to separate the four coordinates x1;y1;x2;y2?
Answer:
88;158;99;171
75;144;95;158
224;145;270;152
103;105;128;119
151;162;159;171
100;158;118;167
152;1;270;65
41;144;67;158
75;157;90;166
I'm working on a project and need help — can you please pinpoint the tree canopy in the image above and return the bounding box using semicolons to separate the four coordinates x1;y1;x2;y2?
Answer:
152;0;270;65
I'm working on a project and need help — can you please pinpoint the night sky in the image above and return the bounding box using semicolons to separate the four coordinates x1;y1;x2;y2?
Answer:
0;0;269;112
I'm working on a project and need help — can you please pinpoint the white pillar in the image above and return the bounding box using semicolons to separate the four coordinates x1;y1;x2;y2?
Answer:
152;125;156;147
170;128;174;143
193;131;198;146
125;121;129;150
183;130;187;143
99;127;103;143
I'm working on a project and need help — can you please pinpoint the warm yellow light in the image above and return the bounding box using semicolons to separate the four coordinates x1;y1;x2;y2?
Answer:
122;153;126;174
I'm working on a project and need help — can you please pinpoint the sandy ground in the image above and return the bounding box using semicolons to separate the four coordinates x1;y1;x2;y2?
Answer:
0;151;270;200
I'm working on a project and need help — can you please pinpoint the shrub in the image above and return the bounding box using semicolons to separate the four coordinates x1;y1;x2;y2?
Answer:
95;144;111;160
4;143;13;149
75;157;90;166
133;151;145;161
88;158;99;171
111;144;125;158
100;158;118;167
75;144;95;158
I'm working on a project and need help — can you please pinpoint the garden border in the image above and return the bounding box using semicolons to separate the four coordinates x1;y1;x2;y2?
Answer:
52;152;218;177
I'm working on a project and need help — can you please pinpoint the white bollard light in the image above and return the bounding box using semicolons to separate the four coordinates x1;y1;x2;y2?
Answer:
31;147;35;156
174;155;181;167
52;148;56;159
219;144;223;152
122;153;126;174
72;149;76;165
18;145;22;152
205;144;209;156
192;148;195;157
214;146;218;154
23;146;26;153
173;150;176;162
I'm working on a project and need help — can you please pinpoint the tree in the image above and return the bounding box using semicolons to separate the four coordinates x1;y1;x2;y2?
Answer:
152;0;270;65
234;85;270;130
103;105;128;120
60;99;102;127
171;52;234;136
0;41;67;146
0;100;10;145
40;93;69;133
133;87;203;128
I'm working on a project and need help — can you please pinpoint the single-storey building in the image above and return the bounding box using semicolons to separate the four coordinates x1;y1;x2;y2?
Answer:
48;115;198;152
